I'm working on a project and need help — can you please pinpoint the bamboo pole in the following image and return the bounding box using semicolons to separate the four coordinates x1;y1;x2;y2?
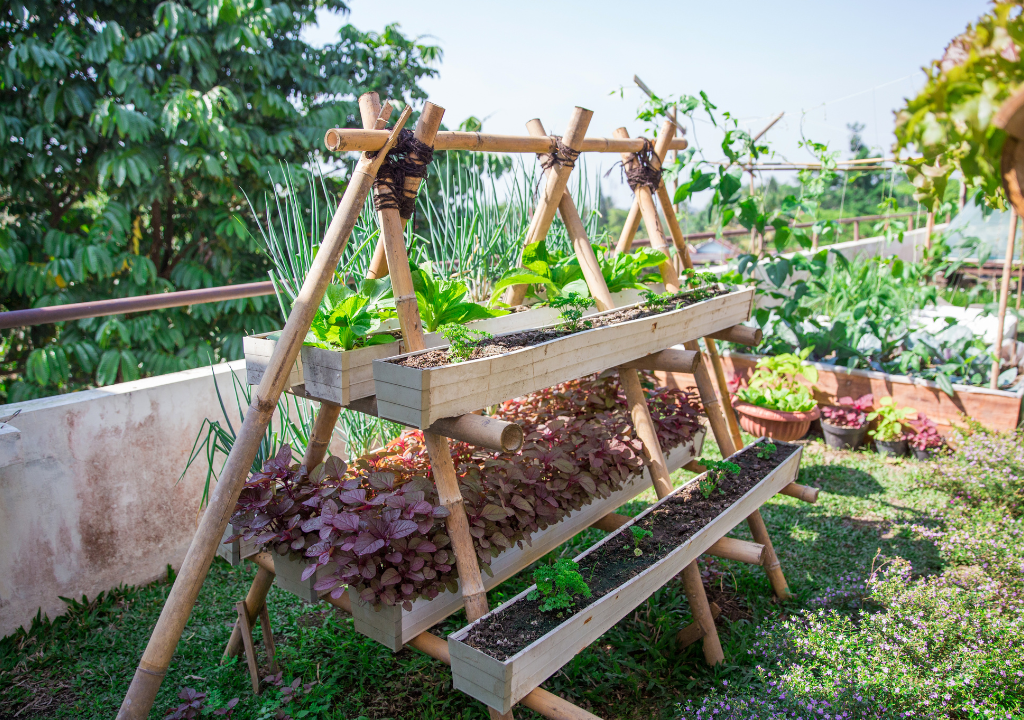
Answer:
924;212;935;250
746;509;791;599
324;128;687;155
614;202;643;255
680;560;724;664
703;336;744;451
360;93;390;280
116;105;413;720
503;108;594;306
992;208;1018;389
611;126;680;292
617;348;701;374
707;325;762;346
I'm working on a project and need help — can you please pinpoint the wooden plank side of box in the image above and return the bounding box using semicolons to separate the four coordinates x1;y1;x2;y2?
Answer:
244;333;303;390
302;342;402;406
348;429;707;650
449;442;801;713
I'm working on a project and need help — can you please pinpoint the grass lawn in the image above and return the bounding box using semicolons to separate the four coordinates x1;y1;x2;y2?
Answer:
0;438;965;719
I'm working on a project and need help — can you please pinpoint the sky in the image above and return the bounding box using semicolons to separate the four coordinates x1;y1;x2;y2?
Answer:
304;1;991;207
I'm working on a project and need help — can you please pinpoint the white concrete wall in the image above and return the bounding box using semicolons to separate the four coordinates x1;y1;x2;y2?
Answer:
0;361;253;637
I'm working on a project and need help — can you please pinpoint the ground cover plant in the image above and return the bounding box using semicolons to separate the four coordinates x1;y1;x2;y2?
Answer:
229;374;703;609
3;426;973;719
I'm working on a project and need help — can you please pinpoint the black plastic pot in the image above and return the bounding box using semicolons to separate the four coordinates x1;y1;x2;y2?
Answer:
874;439;908;458
912;447;936;461
821;421;867;450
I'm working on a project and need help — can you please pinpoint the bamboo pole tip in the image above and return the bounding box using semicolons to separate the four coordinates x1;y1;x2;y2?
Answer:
324;128;342;151
500;423;525;454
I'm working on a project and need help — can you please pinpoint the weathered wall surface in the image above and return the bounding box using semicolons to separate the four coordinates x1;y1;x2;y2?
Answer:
0;361;253;637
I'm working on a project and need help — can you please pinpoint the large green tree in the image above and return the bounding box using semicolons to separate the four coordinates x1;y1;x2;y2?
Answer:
0;0;439;402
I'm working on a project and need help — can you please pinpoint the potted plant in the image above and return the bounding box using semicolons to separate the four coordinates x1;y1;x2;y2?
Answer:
866;397;911;457
732;348;820;441
908;415;944;460
819;394;873;450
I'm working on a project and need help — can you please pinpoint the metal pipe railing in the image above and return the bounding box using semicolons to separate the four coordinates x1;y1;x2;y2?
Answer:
0;281;275;330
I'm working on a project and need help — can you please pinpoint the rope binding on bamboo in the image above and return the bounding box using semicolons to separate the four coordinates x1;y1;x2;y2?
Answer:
368;128;435;219
612;138;662;193
538;135;582;171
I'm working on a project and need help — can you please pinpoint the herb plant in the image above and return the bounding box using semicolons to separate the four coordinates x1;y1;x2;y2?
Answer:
625;526;653;556
641;288;673;311
549;292;595;333
735;348;819;413
306;278;396;351
527;558;592;613
410;261;506;332
756;441;777;459
698;459;740;499
439;324;493;363
821;394;874;429
867;397;912;442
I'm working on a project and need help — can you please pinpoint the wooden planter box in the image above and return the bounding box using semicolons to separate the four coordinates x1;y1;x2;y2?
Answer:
272;551;332;604
448;438;802;714
348;429;706;651
374;287;756;428
243;289;653;405
658;351;1024;434
217;524;260;567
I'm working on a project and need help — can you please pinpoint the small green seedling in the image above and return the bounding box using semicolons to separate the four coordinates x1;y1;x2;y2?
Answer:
640;288;674;311
439;323;493;363
528;558;592;613
549;292;595;333
756;441;777;459
697;459;741;499
624;525;653;556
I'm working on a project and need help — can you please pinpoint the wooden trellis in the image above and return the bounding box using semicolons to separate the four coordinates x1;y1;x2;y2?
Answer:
117;95;818;720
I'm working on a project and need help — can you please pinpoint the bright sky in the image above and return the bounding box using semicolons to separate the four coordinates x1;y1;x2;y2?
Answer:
304;1;990;207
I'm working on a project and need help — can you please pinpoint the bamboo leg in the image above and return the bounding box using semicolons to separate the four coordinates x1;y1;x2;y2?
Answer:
116;106;413;720
679;561;724;665
504;108;595;306
676;602;721;649
614;201;642;255
746;509;791;600
619;371;673;499
257;603;279;674
702;338;744;451
235;600;262;694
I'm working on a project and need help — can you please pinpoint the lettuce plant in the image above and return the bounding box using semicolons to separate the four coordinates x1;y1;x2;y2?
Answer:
735;348;818;413
410;261;505;332
306;278;396;351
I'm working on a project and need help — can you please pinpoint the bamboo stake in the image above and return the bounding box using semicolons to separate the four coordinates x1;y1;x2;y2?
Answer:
680;560;724;664
614;201;643;255
324;128;687;154
992;208;1018;389
611;127;680;292
504;107;594;306
746;509;791;599
116;105;413;720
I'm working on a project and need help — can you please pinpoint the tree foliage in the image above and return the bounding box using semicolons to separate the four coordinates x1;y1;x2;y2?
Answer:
894;1;1024;211
0;0;439;402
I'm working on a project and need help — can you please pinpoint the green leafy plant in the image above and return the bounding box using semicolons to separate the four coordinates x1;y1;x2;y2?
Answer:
527;558;592;613
867;397;913;442
549;292;595;333
624;526;654;557
641;288;673;311
306;278;396;352
735;348;819;413
439;324;492;363
698;459;740;499
489;239;586;305
410;262;506;332
756;441;777;459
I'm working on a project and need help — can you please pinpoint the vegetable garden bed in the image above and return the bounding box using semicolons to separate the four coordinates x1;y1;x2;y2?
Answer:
347;430;705;650
448;438;802;714
659;351;1024;433
374;286;755;428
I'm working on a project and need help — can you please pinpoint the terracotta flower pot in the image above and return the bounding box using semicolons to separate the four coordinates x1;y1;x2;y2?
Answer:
732;401;821;442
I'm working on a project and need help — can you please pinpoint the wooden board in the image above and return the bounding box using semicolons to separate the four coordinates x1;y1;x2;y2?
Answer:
448;439;802;714
348;429;706;650
217;524;260;567
272;552;330;603
658;351;1024;435
243;332;303;391
374;287;756;428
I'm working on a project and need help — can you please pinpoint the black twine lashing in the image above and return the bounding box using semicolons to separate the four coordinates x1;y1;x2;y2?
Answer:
368;128;435;219
538;135;581;172
608;138;662;193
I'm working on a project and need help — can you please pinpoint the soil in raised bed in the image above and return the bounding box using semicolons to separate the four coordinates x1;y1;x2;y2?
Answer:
390;288;726;369
462;440;798;660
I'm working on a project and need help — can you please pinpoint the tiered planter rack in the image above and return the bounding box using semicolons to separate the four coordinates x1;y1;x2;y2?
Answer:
119;98;815;720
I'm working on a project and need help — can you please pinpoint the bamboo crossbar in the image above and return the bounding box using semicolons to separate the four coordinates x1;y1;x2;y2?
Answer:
324;128;687;154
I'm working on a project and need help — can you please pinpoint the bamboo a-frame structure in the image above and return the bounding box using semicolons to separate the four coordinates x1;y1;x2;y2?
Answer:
118;95;809;720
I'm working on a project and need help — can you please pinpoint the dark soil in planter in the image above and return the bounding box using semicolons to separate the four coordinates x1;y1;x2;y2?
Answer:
463;440;798;660
390;289;726;369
